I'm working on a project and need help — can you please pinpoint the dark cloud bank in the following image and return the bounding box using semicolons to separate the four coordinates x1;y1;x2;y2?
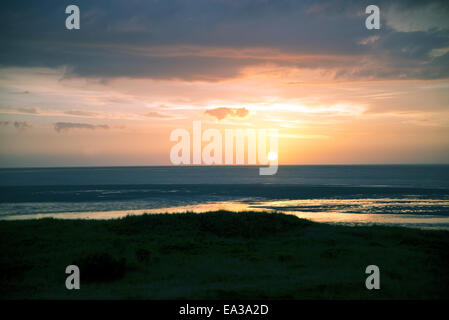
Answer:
1;0;449;81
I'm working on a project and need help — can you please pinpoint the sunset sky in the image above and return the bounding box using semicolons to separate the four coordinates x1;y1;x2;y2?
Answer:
1;0;448;167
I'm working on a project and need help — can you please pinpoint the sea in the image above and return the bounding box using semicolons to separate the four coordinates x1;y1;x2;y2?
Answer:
1;165;449;229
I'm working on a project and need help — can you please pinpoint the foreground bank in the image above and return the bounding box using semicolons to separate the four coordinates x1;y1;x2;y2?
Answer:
1;211;448;299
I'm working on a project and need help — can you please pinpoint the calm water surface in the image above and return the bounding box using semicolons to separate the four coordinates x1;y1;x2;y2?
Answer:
1;165;448;229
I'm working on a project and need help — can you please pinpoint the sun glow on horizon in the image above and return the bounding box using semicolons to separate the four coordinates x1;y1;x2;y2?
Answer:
267;152;278;161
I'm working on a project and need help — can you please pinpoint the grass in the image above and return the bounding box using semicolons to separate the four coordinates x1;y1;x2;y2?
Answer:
0;210;448;299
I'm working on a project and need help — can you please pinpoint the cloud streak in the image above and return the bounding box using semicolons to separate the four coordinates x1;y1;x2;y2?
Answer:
17;107;39;114
54;122;110;133
144;111;174;119
64;110;98;117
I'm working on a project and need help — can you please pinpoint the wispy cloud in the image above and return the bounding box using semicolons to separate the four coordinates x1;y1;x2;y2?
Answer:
144;111;174;119
54;122;109;133
17;107;39;114
0;106;39;115
64;110;98;117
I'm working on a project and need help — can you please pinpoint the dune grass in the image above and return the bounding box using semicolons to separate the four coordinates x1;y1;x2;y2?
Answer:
1;211;448;299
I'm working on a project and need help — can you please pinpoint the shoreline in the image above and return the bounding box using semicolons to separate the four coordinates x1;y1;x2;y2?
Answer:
2;202;449;230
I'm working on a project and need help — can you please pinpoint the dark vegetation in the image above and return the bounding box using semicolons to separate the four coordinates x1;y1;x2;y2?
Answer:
1;211;448;299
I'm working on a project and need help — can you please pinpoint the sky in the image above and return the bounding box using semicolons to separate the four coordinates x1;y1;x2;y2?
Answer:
0;0;448;167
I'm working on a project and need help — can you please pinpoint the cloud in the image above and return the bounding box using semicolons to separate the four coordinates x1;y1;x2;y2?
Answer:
54;122;109;133
64;110;98;117
14;121;31;130
204;107;249;120
0;0;448;81
12;90;29;94
17;107;39;114
144;111;174;119
384;0;449;32
0;106;39;115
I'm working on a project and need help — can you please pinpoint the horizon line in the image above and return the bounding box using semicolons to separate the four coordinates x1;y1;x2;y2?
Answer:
1;163;449;169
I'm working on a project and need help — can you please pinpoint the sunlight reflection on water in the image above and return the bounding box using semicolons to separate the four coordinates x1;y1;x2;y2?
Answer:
2;198;449;230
